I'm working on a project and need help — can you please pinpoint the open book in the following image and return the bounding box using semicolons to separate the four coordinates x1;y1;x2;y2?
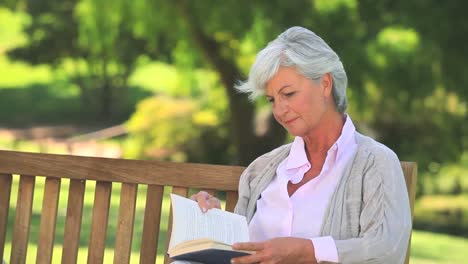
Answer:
168;194;252;264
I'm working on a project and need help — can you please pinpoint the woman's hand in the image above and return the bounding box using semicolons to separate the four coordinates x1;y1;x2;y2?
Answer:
190;191;221;213
231;237;317;264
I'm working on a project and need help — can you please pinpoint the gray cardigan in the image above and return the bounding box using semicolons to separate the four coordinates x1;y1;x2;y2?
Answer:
234;132;412;264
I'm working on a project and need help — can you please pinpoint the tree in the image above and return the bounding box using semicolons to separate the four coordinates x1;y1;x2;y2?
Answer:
142;0;467;168
5;0;467;170
8;0;158;120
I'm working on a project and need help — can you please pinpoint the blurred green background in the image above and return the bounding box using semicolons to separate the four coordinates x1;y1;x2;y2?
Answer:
0;0;467;263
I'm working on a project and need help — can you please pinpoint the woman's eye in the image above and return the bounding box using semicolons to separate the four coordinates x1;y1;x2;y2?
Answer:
284;92;295;97
267;98;274;103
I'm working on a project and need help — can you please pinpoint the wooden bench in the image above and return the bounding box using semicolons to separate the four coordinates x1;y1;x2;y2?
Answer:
0;149;417;264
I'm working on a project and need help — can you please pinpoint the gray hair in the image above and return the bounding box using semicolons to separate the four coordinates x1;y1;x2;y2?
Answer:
235;26;348;113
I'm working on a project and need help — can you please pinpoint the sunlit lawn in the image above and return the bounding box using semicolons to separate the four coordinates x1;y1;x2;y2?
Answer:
410;230;468;264
2;175;468;263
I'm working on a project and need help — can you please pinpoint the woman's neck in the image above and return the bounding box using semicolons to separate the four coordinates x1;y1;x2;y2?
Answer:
302;111;345;156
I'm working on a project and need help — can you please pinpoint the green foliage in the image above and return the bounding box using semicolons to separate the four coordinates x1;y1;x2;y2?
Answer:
128;62;181;93
0;54;153;126
6;0;160;120
0;7;30;51
125;61;234;163
125;94;231;163
423;152;468;195
0;55;52;87
1;0;467;176
314;0;357;14
414;194;468;237
125;95;198;161
368;27;420;68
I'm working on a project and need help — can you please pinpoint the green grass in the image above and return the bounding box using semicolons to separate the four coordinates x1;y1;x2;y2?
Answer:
2;175;468;263
410;230;468;264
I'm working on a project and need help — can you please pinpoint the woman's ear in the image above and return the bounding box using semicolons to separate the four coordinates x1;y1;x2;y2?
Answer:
321;73;333;97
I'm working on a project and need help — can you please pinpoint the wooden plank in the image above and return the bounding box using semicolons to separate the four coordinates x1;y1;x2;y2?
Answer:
225;191;239;213
0;174;12;261
165;187;189;264
62;179;86;264
37;177;61;264
87;181;112;264
401;162;418;216
10;175;35;264
114;183;138;264
139;185;164;264
401;162;417;264
0;150;244;190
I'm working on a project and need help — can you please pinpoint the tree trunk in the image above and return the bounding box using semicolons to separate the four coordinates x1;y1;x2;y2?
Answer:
100;59;112;121
174;0;286;165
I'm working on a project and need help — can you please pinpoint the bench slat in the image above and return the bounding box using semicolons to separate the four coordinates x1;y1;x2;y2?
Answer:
401;162;417;216
0;174;12;261
88;181;112;264
140;185;164;264
37;177;61;264
402;162;418;264
62;179;86;264
165;187;189;264
10;175;35;264
114;183;138;264
0;150;244;190
225;191;238;213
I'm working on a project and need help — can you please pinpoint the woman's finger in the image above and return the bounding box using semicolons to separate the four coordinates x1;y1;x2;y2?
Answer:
231;251;263;264
205;196;222;210
196;192;210;212
190;191;211;201
232;242;264;251
191;191;216;212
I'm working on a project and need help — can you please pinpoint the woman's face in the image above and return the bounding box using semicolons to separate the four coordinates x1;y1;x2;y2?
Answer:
265;67;333;137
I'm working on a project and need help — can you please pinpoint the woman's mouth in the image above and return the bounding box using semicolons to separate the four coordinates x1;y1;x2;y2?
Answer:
285;118;298;124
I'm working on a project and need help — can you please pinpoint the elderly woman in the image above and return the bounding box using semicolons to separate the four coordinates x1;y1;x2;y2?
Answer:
186;26;412;264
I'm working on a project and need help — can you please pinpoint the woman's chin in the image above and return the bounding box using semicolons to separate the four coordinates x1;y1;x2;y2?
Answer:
286;128;307;137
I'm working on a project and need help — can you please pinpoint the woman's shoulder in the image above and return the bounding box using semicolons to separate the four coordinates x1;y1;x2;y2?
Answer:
355;132;399;158
254;143;291;163
237;143;292;194
354;132;401;170
261;143;292;158
243;143;291;173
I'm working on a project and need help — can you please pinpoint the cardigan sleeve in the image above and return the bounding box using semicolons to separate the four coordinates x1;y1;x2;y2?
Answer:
234;144;291;219
334;145;412;264
233;153;269;217
233;162;253;217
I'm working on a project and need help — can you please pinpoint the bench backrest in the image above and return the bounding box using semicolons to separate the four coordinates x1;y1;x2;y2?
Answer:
0;150;416;264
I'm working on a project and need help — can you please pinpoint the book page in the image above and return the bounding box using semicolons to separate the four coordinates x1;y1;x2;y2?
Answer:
168;194;249;250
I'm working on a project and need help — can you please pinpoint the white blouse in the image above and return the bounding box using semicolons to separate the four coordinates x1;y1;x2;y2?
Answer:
248;116;357;263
